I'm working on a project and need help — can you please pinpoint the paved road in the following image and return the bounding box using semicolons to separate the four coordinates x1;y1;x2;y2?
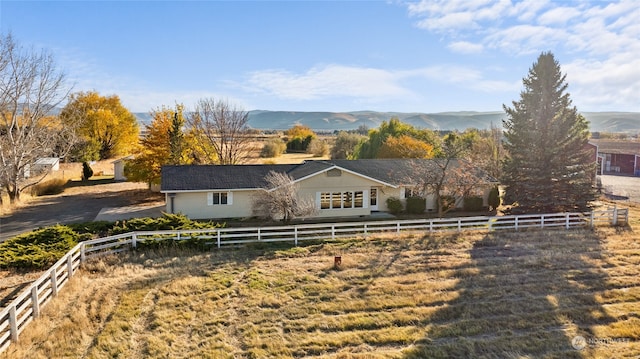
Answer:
599;175;640;203
0;182;162;241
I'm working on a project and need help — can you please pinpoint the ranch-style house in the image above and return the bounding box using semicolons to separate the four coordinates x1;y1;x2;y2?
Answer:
160;159;497;220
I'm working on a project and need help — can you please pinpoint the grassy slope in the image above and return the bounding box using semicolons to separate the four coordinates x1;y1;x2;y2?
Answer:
2;221;640;358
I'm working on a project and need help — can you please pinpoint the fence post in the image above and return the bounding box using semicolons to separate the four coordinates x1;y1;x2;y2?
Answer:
429;220;433;233
612;206;618;226
31;286;40;318
217;230;221;249
80;243;86;264
457;219;462;232
67;255;74;278
541;215;545;229
397;222;401;233
332;225;335;240
294;226;298;246
50;270;58;297
565;213;570;229
515;217;519;231
257;228;261;241
131;233;137;249
9;305;17;342
590;212;594;228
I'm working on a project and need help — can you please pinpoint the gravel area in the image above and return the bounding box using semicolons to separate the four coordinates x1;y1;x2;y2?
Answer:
599;175;640;203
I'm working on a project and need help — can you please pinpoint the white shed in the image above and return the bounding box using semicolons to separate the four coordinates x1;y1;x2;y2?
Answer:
112;156;133;181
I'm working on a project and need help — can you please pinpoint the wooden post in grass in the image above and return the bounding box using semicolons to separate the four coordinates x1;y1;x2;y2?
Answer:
31;287;40;318
8;305;17;342
50;270;58;297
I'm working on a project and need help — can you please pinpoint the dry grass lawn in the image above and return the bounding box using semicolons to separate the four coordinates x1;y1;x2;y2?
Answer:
2;215;640;358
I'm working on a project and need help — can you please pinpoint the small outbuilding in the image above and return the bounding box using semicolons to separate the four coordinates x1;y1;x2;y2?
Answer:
589;139;640;176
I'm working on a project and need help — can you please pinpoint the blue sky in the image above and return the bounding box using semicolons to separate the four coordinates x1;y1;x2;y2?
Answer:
1;0;639;113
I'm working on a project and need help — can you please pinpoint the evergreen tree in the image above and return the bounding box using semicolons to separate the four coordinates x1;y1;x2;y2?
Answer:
168;105;186;165
502;52;596;213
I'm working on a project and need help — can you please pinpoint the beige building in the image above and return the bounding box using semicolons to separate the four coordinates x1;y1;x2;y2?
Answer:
161;159;496;220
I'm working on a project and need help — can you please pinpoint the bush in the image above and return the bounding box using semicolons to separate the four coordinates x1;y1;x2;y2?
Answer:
286;135;314;153
260;138;286;158
406;196;426;214
463;196;484;212
82;161;94;181
488;186;500;210
30;178;68;196
0;225;89;269
110;213;223;235
307;138;329;157
386;197;403;214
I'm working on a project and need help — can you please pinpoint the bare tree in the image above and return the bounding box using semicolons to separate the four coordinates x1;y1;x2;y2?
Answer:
252;171;316;222
405;133;480;217
0;34;77;203
187;98;253;165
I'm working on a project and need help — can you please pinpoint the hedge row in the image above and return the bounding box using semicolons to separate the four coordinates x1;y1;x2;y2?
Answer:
0;213;223;270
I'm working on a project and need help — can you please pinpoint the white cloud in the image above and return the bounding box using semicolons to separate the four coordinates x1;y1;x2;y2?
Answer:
537;7;581;25
244;65;411;101
403;0;640;111
448;41;484;54
242;63;517;109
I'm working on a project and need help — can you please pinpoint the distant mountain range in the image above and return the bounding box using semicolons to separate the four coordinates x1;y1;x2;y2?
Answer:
133;110;640;133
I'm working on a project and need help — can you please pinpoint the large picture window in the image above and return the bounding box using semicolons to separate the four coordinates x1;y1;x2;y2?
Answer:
319;191;364;209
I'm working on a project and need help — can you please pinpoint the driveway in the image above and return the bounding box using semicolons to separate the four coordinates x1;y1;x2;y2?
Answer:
599;175;640;203
0;182;164;242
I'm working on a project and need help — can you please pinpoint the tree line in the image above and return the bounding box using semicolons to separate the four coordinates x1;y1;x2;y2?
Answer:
0;31;596;214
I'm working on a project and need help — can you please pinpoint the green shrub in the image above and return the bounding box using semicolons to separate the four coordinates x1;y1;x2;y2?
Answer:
0;225;88;269
82;161;94;181
67;221;114;237
286;135;314;153
30;178;68;196
260;138;286;158
463;196;484;212
110;213;223;235
488;186;500;210
386;197;403;214
406;196;426;214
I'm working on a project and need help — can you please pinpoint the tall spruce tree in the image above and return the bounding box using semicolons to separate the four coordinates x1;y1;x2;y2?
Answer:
502;52;596;213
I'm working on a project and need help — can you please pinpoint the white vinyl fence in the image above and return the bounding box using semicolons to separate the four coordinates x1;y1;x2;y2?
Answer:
0;207;628;353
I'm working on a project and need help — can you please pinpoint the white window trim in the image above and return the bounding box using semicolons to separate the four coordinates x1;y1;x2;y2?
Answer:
207;191;232;206
316;189;366;210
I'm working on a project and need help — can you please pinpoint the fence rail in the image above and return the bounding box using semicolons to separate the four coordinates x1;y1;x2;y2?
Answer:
0;207;628;353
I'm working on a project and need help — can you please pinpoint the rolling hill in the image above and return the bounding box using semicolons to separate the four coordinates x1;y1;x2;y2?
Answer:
135;110;640;133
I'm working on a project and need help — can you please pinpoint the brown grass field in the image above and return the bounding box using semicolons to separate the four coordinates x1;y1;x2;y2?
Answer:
1;204;639;358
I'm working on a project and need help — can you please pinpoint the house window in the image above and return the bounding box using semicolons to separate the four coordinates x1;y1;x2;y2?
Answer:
405;187;421;198
320;192;331;209
207;192;230;206
319;191;364;209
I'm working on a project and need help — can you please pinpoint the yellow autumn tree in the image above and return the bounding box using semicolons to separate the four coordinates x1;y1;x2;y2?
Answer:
284;124;316;152
59;91;139;159
377;135;435;159
125;105;190;185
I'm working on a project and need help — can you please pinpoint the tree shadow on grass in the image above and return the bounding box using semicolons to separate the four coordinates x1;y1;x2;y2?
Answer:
404;229;617;358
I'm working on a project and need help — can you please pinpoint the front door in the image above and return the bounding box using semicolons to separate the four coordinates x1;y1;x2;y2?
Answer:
370;188;379;211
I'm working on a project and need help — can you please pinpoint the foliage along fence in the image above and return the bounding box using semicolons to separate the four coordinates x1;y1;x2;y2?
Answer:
0;207;629;354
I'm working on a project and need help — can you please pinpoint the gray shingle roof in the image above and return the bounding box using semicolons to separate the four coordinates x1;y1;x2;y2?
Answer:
161;159;494;192
589;139;640;156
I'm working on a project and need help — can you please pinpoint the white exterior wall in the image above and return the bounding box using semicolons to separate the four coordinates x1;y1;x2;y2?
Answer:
167;190;256;219
297;170;392;218
166;169;401;220
114;161;126;181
